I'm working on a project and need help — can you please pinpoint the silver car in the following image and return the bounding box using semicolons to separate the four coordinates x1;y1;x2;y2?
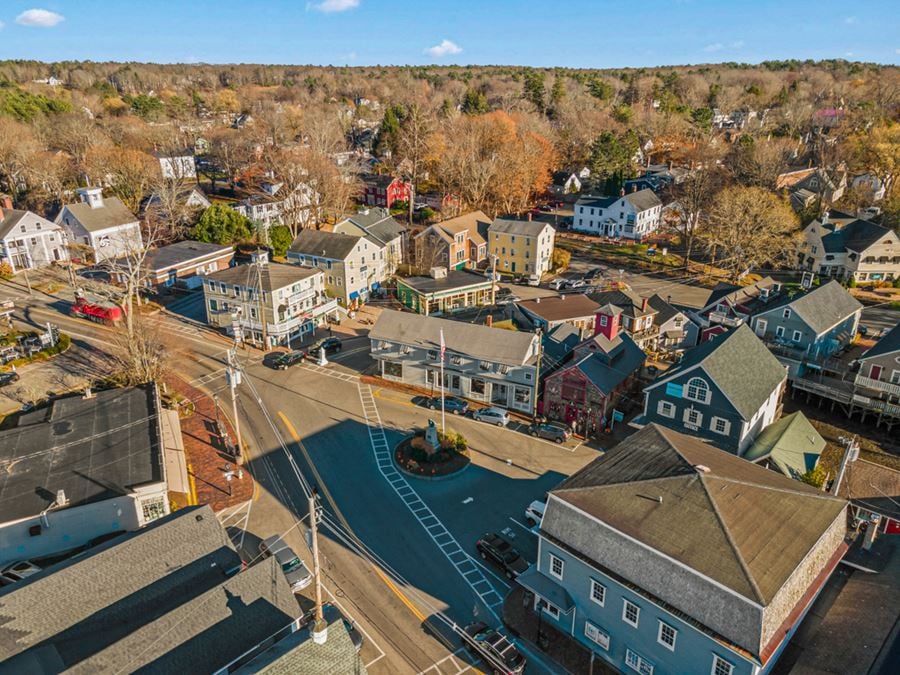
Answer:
472;407;510;427
259;535;313;593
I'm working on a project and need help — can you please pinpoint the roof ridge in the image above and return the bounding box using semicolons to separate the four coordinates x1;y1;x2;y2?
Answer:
706;474;847;501
553;473;694;493
696;473;766;604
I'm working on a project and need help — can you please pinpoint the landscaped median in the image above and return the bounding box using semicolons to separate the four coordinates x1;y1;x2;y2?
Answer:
394;428;470;480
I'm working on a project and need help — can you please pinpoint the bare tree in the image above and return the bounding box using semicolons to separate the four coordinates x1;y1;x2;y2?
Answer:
396;104;436;226
109;313;170;386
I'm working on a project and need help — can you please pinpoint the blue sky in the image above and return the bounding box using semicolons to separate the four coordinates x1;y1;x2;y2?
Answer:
0;1;897;67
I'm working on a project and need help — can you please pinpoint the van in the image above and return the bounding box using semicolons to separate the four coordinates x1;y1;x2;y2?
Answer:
527;274;541;287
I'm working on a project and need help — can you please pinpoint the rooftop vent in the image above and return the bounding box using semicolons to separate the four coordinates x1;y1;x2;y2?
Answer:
694;464;711;473
430;266;447;280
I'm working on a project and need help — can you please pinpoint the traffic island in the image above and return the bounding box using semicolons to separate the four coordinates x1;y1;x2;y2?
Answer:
394;422;470;480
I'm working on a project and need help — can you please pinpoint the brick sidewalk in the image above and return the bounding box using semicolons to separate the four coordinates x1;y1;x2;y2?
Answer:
166;376;254;512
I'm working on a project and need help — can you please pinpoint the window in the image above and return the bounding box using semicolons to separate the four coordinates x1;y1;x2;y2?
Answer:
470;378;486;395
783;308;792;319
891;370;900;385
590;579;606;606
499;364;509;375
584;622;610;650
479;360;492;371
549;554;564;579
524;372;533;381
514;387;531;405
384;361;402;378
599;315;608;327
657;401;675;419
711;417;731;435
711;655;734;675
209;299;218;311
451;355;462;365
685;377;710;404
775;326;785;338
792;330;802;343
427;350;438;360
657;622;677;651
622;600;640;627
542;601;560;619
140;495;167;523
625;648;653;675
684;408;702;428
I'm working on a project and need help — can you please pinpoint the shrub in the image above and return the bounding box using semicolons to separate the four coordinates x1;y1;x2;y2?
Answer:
847;277;857;288
893;278;900;289
799;464;826;489
0;261;12;280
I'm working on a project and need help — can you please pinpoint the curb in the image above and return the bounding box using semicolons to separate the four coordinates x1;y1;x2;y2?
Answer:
393;435;471;482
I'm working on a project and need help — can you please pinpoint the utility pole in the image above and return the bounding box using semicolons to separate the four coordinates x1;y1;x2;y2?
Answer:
532;326;543;420
832;435;859;495
490;255;498;305
308;490;328;644
226;349;243;464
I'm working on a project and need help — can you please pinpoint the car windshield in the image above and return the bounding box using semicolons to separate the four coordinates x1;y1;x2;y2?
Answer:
282;557;303;573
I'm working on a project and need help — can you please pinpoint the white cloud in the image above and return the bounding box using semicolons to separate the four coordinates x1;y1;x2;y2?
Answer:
0;21;5;30
425;39;462;58
308;0;359;12
15;8;65;27
702;43;724;53
844;16;857;24
730;40;745;49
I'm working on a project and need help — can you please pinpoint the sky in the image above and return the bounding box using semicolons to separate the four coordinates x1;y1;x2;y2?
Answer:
0;1;897;68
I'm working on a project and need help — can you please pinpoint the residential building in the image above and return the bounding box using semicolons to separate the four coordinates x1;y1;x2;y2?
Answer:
834;458;900;536
642;324;788;454
369;309;540;414
515;294;601;336
233;181;317;233
361;174;411;208
798;213;900;282
203;254;338;347
121;240;234;291
750;281;862;376
849;172;886;202
526;424;847;675
854;322;900;402
587;289;659;350
288;228;391;308
0;384;176;566
743;411;825;481
647;294;698;352
488;217;555;278
689;277;784;342
144;185;211;216
550;171;582;196
154;150;197;180
414;210;490;271
333;207;407;275
540;310;645;433
777;167;847;207
0;505;305;674
56;187;143;263
396;268;493;315
573;188;662;240
0;198;69;272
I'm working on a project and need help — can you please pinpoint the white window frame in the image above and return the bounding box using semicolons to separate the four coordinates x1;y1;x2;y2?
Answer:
657;621;677;651
584;621;610;650
625;648;654;675
711;655;734;675
685;377;711;404
590;579;606;607
775;325;785;338
140;495;167;523
542;600;560;619
549;553;564;580
657;400;675;419
599;315;608;327
683;407;703;428
891;370;900;385
711;416;731;435
783;308;792;319
622;599;640;628
792;330;803;343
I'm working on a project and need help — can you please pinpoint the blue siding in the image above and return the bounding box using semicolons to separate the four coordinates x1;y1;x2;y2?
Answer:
538;540;756;675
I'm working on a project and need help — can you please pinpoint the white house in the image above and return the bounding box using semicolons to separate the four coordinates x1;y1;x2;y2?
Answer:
233;181;317;234
56;187;143;263
155;151;197;180
0;198;69;272
573;188;662;240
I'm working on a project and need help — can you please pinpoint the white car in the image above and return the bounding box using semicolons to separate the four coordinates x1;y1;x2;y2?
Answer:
549;278;566;291
0;560;42;585
565;279;586;289
524;500;546;528
472;407;510;427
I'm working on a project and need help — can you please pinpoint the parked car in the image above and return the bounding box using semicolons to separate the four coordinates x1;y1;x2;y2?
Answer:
565;278;586;290
476;532;529;579
549;278;567;291
0;371;20;387
524;500;546;527
0;560;42;585
427;396;469;415
309;337;342;356
270;349;307;370
259;535;313;593
495;294;521;305
462;622;526;674
584;267;604;280
472;407;510;427
527;421;571;443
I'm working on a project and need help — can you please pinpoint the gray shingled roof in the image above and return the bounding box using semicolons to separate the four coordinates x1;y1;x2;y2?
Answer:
142;241;233;272
0;209;30;240
568;334;645;396
820;218;895;255
624;188;662;211
860;322;900;361
370;309;537;366
59;196;138;232
544;424;846;605
645;324;787;420
0;506;299;673
489;217;551;237
755;281;862;336
0;385;162;523
289;229;362;261
588;289;656;319
208;261;320;291
341;210;406;246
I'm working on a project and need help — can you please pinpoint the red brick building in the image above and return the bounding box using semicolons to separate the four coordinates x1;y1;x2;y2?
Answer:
362;175;411;209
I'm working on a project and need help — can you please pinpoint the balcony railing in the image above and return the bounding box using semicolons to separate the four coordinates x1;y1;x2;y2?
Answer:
854;374;900;398
708;312;744;328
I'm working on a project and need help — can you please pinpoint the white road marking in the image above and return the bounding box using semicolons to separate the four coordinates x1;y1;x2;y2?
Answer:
416;647;475;675
461;497;473;504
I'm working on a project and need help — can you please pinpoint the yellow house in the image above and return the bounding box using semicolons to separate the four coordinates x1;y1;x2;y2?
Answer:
488;217;555;278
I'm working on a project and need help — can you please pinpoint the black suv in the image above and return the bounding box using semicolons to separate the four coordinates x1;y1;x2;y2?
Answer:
475;533;529;579
309;336;342;356
270;349;307;370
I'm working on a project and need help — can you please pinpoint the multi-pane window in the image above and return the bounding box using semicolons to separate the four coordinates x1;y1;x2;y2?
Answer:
622;600;640;627
625;648;654;675
792;330;803;342
590;579;606;606
712;417;730;435
685;377;710;404
657;401;675;419
684;408;702;427
549;554;564;579
657;621;677;651
711;655;734;675
140;495;167;523
584;621;610;650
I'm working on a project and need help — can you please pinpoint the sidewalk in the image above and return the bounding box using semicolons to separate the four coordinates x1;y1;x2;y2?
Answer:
166;376;254;512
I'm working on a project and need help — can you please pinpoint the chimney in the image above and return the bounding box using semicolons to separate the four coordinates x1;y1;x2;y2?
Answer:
641;297;648;312
486;315;493;327
0;194;12;210
632;184;638;193
535;297;540;303
76;186;104;209
83;387;94;399
527;212;532;221
666;294;672;305
620;187;626;197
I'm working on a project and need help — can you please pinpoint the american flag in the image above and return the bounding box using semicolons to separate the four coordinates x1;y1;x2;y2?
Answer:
439;329;446;361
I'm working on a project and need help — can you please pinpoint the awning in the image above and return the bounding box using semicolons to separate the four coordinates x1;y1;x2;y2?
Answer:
349;290;359;300
516;568;575;612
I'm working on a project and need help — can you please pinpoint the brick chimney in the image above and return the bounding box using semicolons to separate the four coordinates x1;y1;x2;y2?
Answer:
619;187;626;197
0;194;12;210
486;315;493;327
526;212;532;221
632;184;638;192
641;297;648;312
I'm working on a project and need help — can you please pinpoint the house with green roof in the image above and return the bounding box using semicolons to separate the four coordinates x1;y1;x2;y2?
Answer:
744;411;825;480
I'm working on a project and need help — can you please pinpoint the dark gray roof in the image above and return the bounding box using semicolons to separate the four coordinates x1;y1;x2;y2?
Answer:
370;309;537;366
341;210;406;246
576;195;617;209
569;334;645;396
860;322;900;361
703;277;780;311
0;209;30;239
398;270;491;294
545;424;846;605
820;218;895;254
588;289;656;319
489;217;551;237
646;324;787;420
624;188;662;211
60;196;138;232
754;281;862;336
290;229;362;261
0;385;163;523
646;294;681;325
208;262;319;291
142;240;233;273
0;506;298;673
543;323;584;364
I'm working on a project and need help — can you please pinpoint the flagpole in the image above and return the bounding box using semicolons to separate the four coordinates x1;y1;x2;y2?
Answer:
440;329;446;435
